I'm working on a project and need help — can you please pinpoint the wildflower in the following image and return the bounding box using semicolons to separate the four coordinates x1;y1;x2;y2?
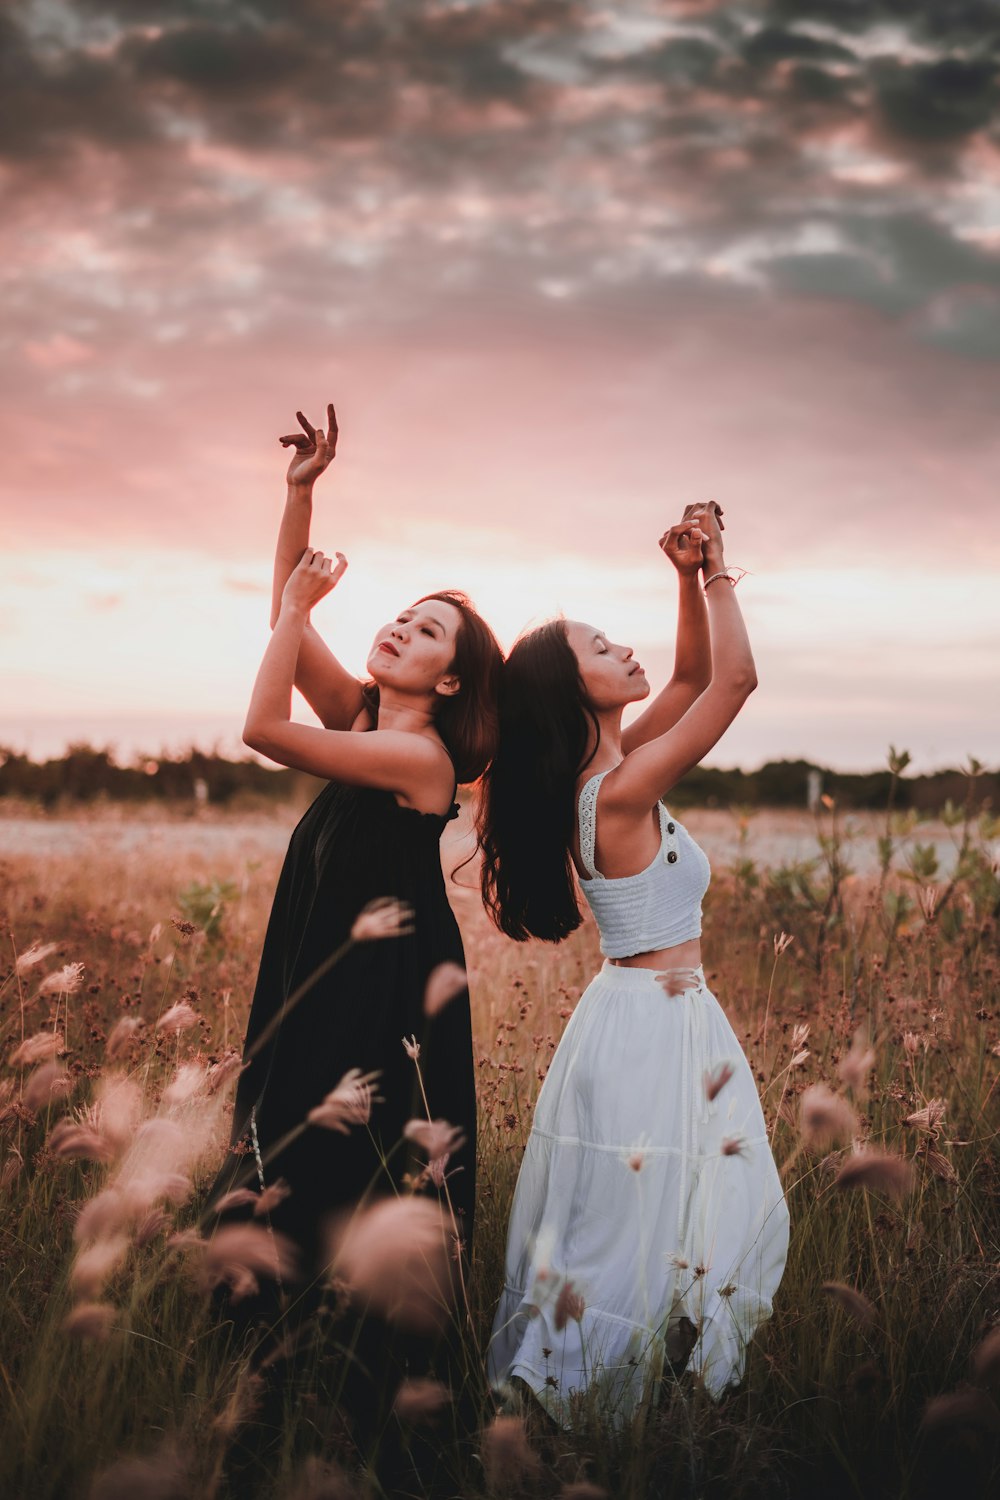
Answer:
94;1072;142;1149
329;1197;456;1333
481;1414;539;1487
15;941;59;975
213;1188;260;1215
393;1377;453;1423
120;1168;192;1219
704;1062;734;1102
206;1050;244;1093
773;931;795;956
402;1034;421;1060
721;1135;747;1157
9;1031;65;1067
105;1016;142;1059
134;1208;171;1248
834;1150;915;1200
799;1083;857;1150
88;1441;189;1500
905;1098;946;1138
403;1118;467;1161
213;1369;264;1438
902;1030;920;1058
971;1326;1000;1383
280;1455;357;1500
75;1190;127;1244
423;962;467;1017
71;1234;130;1298
791;1022;810;1050
307;1069;381;1133
196;1223;299;1298
162;1063;209;1108
63;1302;117;1341
49;1119;116;1163
838;1030;876;1094
425;1154;452;1188
917;884;939;922
925;1149;957;1184
350;897;415;942
254;1178;292;1216
38;962;85;996
622;1132;651;1172
920;1390;1000;1435
554;1280;585;1330
821;1281;876;1327
1;1148;23;1189
22;1063;72;1111
156;1002;199;1034
658;967;700;998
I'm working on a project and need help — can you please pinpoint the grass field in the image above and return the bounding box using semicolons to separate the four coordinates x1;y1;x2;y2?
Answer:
1;775;998;1499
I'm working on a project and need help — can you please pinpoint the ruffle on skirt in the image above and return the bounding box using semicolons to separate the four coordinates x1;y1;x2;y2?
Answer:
487;962;789;1426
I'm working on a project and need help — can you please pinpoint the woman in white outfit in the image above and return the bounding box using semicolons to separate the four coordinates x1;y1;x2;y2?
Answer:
477;503;789;1425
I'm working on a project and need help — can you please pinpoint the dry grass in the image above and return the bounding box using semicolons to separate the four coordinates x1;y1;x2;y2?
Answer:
1;789;998;1499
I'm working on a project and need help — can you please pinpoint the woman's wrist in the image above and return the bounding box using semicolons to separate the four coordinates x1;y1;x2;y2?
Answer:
287;479;314;500
277;598;309;628
702;550;726;575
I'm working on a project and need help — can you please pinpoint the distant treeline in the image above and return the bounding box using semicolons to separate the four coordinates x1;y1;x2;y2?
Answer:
0;744;994;814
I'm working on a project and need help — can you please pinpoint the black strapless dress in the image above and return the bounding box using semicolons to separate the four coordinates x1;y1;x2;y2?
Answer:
206;778;476;1293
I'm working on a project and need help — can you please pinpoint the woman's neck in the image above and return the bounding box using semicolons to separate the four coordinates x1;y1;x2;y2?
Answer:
375;687;438;737
583;709;624;773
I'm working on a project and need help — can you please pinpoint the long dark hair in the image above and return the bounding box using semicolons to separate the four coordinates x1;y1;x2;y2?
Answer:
477;618;598;941
363;590;502;785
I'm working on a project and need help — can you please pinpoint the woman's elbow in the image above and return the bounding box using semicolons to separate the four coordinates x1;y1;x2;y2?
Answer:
718;669;757;698
243;720;270;754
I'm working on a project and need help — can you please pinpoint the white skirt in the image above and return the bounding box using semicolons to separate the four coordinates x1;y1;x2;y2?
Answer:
487;962;790;1426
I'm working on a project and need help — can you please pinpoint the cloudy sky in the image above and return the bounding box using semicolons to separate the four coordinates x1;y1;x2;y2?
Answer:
2;0;999;772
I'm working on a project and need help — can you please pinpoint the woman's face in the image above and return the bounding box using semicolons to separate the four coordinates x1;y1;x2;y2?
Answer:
367;598;464;698
564;620;650;711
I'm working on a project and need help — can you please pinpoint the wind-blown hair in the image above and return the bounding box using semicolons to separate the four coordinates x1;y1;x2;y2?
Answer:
362;590;502;785
477;618;598;942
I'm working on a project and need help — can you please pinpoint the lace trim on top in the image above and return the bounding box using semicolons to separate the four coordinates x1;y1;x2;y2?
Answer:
578;771;679;882
578;771;607;879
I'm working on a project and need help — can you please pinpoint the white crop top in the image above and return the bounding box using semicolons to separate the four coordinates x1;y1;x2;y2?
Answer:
577;770;711;959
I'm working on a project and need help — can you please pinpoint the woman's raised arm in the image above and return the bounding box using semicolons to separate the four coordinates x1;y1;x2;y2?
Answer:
245;549;453;808
621;506;719;754
271;404;365;731
603;510;755;814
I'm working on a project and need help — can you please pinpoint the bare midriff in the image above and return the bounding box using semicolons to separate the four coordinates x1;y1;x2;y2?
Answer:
610;936;702;971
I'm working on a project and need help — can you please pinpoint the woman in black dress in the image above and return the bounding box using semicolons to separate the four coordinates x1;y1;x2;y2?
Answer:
206;405;501;1387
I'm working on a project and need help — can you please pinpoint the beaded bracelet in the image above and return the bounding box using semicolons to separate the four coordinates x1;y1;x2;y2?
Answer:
703;568;743;590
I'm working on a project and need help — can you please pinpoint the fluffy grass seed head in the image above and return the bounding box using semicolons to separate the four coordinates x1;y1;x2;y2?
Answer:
834;1149;915;1200
350;897;415;942
328;1197;456;1334
307;1069;382;1133
821;1281;876;1327
423;961;468;1017
799;1083;857;1150
403;1118;466;1161
38;962;85;996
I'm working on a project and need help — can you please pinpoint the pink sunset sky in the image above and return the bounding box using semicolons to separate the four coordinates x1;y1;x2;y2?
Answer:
2;0;999;772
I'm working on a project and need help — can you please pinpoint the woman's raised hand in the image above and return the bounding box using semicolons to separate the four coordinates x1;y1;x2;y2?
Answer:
279;403;339;488
281;547;348;614
659;501;725;576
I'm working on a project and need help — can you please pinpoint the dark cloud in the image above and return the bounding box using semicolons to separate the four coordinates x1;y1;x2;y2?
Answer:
3;0;1000;362
741;26;856;68
873;56;1000;145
